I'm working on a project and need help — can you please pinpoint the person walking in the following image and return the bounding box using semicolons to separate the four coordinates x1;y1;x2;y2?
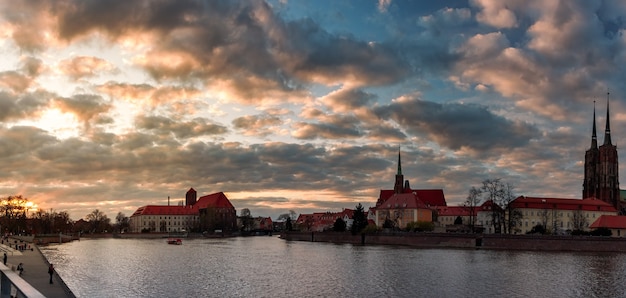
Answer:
3;252;6;265
17;263;23;276
48;263;54;284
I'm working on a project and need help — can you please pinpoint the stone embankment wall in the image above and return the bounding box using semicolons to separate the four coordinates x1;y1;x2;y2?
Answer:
281;232;626;252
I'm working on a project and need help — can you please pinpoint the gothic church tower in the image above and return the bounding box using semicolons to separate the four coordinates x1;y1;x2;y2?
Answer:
583;94;620;209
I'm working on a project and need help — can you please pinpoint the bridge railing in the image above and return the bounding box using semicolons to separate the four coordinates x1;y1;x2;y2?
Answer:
0;264;44;298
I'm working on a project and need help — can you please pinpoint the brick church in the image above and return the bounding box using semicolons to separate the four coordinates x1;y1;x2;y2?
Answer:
582;94;624;213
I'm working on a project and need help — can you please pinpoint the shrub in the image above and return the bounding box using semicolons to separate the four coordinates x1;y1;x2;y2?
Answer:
406;221;434;232
361;223;379;234
590;227;612;236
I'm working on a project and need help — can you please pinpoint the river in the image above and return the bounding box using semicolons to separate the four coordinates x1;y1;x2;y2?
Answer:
39;236;626;298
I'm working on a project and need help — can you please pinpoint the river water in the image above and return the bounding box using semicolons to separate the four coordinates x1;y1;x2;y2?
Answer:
39;236;626;298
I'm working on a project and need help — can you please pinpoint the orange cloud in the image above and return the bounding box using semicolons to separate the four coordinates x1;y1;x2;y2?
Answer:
58;56;118;80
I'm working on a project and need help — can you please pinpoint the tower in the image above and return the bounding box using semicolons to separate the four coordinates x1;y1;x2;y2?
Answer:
394;148;404;194
582;102;599;200
186;188;197;206
583;93;620;209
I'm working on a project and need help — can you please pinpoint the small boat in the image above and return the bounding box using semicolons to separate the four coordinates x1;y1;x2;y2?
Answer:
167;238;182;245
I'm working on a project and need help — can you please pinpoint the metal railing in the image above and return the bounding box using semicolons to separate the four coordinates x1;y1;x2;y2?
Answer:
0;264;44;298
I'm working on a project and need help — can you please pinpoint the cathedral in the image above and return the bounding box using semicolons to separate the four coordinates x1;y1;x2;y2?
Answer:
582;94;622;212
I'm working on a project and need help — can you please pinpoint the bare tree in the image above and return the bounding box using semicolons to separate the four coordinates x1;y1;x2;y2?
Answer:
501;183;521;234
240;208;253;232
0;195;29;234
115;212;130;233
464;187;482;232
571;209;588;231
86;209;110;233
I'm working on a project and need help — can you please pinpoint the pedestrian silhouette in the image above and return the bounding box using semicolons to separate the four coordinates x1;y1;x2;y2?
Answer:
3;252;6;265
48;263;54;284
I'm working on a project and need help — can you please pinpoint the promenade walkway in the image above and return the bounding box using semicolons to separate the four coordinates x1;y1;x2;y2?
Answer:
1;239;75;298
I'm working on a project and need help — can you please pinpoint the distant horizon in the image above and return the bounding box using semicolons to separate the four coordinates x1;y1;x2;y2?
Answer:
2;1;626;222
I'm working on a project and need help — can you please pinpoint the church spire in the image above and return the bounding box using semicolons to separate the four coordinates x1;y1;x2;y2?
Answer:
591;100;597;149
397;147;402;175
603;91;612;146
393;147;404;194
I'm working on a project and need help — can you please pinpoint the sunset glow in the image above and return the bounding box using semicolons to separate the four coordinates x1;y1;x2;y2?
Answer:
1;1;626;220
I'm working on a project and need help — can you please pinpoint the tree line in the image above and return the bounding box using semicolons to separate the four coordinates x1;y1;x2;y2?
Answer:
0;195;129;235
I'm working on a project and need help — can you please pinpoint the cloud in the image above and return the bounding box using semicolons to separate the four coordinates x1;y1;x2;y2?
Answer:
378;0;392;13
97;82;203;109
232;114;283;136
53;94;111;124
292;114;363;140
135;115;228;139
58;56;118;80
0;90;51;121
374;96;539;154
471;0;519;28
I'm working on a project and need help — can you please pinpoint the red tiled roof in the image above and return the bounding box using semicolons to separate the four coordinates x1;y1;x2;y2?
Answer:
379;189;447;207
131;191;235;218
590;215;626;229
195;192;235;209
131;205;196;216
377;193;430;210
510;196;618;212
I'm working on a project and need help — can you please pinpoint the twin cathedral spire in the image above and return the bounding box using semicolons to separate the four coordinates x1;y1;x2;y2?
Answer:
583;93;620;210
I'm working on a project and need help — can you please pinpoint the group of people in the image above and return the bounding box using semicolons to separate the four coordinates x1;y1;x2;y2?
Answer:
2;247;55;283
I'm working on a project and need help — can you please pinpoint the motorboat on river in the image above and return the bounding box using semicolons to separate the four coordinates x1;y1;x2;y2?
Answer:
167;238;182;245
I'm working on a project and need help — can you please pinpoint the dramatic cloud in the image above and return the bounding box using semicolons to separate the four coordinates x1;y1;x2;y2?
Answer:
0;0;625;221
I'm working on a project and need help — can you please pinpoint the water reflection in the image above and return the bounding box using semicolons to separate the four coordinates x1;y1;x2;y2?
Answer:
40;237;626;298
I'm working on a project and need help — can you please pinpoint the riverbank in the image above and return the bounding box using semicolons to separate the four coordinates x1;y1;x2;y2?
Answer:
2;239;75;297
280;231;626;252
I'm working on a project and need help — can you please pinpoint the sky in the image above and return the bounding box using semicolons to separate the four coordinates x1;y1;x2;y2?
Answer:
2;0;626;221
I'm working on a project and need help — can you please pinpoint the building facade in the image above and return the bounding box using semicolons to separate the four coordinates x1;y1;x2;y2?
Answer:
129;189;237;233
375;193;433;229
372;150;447;228
510;196;618;234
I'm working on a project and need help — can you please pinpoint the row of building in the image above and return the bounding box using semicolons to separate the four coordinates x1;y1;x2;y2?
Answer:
295;98;626;236
128;96;626;237
128;189;272;234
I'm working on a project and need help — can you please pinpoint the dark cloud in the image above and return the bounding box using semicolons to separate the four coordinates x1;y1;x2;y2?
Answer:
292;115;363;140
232;114;282;136
375;97;539;153
54;94;111;123
136;115;228;139
0;91;50;121
320;88;377;112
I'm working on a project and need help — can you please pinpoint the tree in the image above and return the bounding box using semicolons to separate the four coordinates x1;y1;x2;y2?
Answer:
285;217;293;231
454;216;463;225
115;212;130;233
333;218;346;232
351;203;367;235
571;209;588;232
481;179;505;234
464;187;482;232
277;213;291;221
528;224;546;235
382;218;395;229
86;209;110;233
0;195;30;234
240;208;253;232
501;182;521;234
